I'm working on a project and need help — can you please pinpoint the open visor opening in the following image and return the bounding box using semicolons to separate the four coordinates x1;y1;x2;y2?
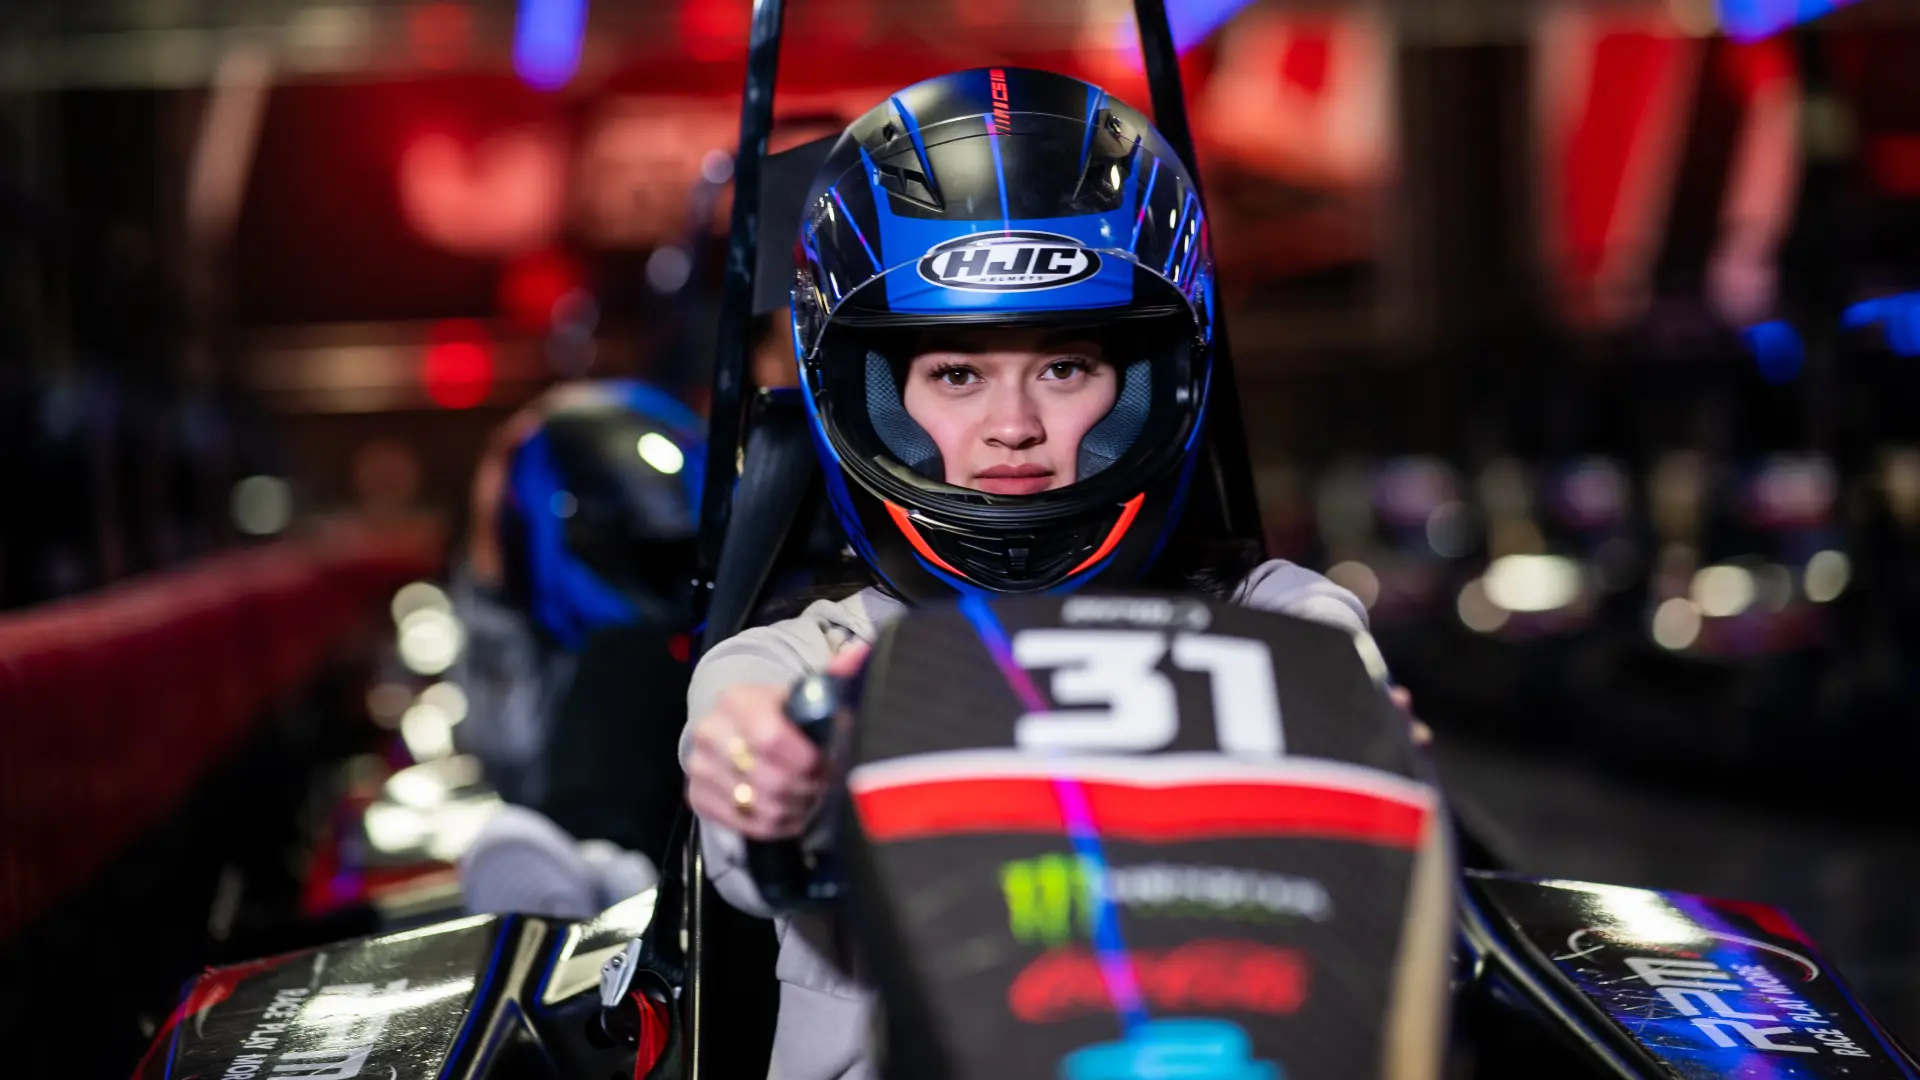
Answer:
806;300;1202;526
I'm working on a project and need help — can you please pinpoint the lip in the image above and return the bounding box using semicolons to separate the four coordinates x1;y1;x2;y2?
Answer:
976;464;1053;496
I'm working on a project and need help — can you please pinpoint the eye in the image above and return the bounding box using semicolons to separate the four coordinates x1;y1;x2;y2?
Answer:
932;365;979;387
1042;358;1091;380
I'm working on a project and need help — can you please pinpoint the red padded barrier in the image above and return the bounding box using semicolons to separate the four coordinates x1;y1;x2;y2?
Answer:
0;519;443;941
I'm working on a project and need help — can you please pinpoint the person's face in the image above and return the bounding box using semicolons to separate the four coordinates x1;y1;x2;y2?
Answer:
900;328;1118;496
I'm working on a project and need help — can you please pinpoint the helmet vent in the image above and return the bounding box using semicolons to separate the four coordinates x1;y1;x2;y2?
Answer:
875;162;942;211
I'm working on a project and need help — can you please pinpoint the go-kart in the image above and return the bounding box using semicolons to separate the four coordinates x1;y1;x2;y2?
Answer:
123;1;1920;1076
129;592;1919;1080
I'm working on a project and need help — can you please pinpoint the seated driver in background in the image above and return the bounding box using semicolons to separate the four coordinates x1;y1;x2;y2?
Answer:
451;379;705;917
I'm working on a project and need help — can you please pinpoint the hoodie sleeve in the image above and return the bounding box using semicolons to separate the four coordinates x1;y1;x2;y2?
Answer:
683;616;836;919
1232;559;1372;636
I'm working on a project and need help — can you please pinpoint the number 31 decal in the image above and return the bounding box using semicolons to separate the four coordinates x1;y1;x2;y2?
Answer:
1011;630;1284;756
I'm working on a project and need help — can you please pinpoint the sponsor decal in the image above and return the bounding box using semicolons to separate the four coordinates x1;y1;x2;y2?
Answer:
1010;940;1309;1024
989;68;1013;135
220;979;409;1080
1477;878;1920;1077
1060;1018;1280;1080
1560;928;1881;1064
1001;853;1332;946
917;231;1101;292
1060;596;1213;631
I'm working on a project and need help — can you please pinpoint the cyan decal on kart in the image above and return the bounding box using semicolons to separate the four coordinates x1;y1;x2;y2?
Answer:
1475;875;1920;1080
1059;1019;1280;1080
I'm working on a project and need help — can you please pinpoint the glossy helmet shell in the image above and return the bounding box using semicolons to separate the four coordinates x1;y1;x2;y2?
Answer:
503;381;706;648
790;67;1216;601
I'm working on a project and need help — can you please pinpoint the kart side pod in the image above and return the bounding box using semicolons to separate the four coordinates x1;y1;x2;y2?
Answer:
129;893;673;1080
1461;871;1920;1080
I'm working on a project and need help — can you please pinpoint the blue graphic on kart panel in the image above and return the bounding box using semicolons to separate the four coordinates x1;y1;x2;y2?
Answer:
1058;1019;1281;1080
1539;894;1916;1079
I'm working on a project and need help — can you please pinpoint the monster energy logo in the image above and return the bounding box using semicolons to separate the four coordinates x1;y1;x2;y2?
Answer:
1001;855;1333;946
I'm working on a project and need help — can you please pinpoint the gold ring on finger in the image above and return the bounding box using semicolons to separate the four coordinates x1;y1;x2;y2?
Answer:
732;781;757;815
726;735;757;776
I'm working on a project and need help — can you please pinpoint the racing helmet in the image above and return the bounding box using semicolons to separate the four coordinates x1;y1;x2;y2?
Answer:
791;67;1217;601
502;380;706;648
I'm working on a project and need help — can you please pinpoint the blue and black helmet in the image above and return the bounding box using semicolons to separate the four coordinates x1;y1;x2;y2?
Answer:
502;380;706;649
790;67;1217;601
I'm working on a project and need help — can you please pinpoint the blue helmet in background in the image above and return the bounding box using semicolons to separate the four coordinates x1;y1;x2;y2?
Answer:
789;67;1217;602
503;380;706;650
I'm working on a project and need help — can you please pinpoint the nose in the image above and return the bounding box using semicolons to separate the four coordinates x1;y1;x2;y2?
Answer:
982;381;1045;450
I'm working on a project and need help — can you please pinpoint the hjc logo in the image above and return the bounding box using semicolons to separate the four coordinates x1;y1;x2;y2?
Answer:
918;231;1102;292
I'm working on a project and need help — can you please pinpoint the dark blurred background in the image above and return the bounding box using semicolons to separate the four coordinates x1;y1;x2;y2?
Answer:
3;0;1919;1073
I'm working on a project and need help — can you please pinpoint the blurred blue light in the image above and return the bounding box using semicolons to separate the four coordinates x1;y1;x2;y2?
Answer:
1168;0;1258;52
1117;0;1259;64
1843;293;1920;357
1718;0;1857;42
1743;320;1804;384
514;0;586;91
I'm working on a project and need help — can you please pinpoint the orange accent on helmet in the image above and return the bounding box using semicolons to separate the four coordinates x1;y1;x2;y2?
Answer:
885;500;964;577
1068;493;1146;575
886;492;1146;583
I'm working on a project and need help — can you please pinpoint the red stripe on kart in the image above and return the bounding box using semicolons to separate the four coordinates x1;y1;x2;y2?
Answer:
852;776;1428;848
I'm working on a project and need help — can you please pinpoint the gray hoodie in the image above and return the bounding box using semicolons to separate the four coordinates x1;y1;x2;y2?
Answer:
681;560;1369;1080
449;562;576;808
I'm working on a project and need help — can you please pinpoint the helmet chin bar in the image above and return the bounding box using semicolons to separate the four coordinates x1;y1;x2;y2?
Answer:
883;493;1143;593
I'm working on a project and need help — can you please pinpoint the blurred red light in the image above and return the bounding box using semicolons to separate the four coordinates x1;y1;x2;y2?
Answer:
806;0;876;47
681;0;751;62
409;3;475;70
398;126;568;257
1718;37;1794;98
1869;135;1920;196
423;321;495;409
954;0;1016;29
498;248;582;332
1279;25;1332;95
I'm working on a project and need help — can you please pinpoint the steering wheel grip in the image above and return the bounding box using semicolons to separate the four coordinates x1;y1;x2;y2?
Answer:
744;674;847;910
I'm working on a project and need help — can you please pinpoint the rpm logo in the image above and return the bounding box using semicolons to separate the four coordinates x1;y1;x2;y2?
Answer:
918;232;1101;292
